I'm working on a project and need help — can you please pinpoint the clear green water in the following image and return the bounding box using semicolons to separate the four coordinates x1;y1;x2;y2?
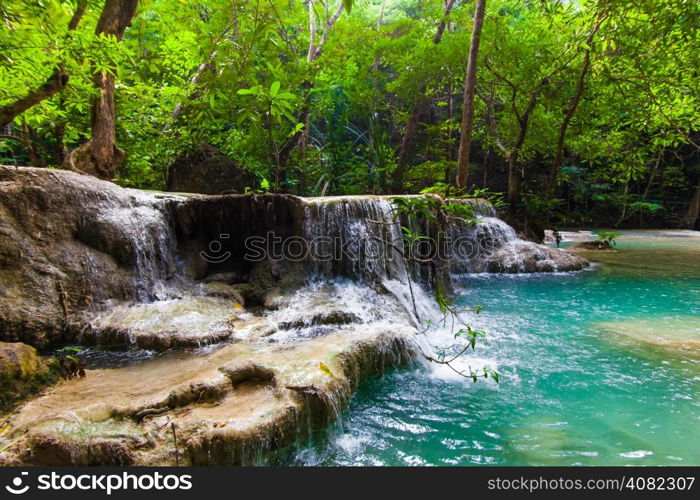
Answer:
290;231;700;466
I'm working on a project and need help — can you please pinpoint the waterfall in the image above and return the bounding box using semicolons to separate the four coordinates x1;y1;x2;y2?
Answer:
84;200;176;301
294;195;586;327
301;196;436;327
302;196;408;284
0;164;585;349
448;215;587;274
0;167;592;467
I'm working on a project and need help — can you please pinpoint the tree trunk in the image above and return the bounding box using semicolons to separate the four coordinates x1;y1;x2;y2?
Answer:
641;151;662;200
64;0;138;180
392;0;457;193
368;0;388;194
278;1;344;182
391;100;426;192
20;123;45;167
455;0;486;189
482;149;491;187
506;153;518;208
687;182;700;229
0;71;69;128
545;14;605;195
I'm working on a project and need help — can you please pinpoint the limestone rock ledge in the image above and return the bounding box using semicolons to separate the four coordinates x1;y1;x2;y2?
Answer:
0;329;419;466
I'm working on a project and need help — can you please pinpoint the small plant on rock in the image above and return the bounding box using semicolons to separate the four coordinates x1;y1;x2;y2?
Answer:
597;231;621;248
56;347;86;379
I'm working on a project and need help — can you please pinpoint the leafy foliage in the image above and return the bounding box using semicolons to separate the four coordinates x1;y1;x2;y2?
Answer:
0;0;698;227
597;231;621;247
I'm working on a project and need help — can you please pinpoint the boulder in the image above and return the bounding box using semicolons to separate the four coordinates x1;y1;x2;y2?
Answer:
166;144;257;195
0;342;58;411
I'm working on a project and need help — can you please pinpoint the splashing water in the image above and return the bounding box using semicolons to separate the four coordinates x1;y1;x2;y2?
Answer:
284;231;700;466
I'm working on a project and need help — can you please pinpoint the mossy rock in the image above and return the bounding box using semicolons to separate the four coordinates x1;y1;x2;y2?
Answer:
0;342;59;412
570;240;618;252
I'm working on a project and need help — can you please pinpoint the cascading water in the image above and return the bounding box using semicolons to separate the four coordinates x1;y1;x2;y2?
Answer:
0;167;594;466
302;196;409;284
79;195;177;301
449;214;587;274
114;204;176;300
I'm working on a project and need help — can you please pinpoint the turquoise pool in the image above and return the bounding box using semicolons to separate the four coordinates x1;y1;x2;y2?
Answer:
289;231;700;465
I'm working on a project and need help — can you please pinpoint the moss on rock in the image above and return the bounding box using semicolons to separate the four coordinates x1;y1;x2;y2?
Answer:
0;342;59;412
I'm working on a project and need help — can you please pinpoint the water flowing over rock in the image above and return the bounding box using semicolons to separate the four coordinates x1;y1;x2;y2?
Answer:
0;166;587;465
0;167;179;347
451;216;588;273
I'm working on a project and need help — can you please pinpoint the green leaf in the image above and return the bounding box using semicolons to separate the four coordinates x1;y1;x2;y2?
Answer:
269;81;280;98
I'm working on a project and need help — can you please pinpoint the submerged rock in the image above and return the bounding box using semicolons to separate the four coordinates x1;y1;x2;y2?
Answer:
596;317;700;361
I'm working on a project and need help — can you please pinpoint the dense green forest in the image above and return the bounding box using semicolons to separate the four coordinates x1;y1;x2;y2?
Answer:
1;0;699;231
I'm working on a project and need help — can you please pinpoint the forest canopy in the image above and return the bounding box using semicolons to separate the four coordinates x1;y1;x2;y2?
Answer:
1;0;699;230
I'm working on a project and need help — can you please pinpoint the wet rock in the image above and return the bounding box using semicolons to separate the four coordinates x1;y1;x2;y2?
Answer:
0;329;419;465
219;362;277;385
75;297;238;350
202;271;247;284
166;144;257;195
171;193;306;291
0;166;181;347
197;282;245;303
569;240;617;252
0;342;59;411
277;310;360;330
485;242;589;273
26;419;147;466
450;216;588;274
164;380;232;409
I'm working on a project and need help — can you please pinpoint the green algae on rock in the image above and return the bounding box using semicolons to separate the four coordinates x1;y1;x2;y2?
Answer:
0;342;59;412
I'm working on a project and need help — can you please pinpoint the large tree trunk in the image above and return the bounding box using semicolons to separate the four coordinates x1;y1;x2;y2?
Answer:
687;182;700;229
64;0;138;180
455;0;486;189
391;0;457;193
